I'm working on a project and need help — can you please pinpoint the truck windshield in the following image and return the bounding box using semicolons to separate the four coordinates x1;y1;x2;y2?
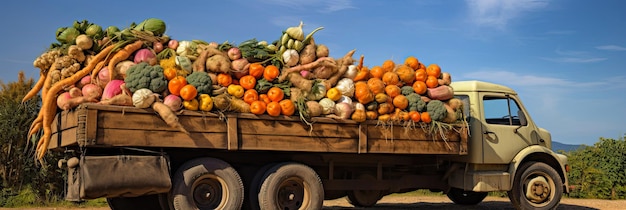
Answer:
483;96;522;126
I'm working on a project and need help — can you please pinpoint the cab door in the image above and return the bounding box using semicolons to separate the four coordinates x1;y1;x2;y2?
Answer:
479;93;535;164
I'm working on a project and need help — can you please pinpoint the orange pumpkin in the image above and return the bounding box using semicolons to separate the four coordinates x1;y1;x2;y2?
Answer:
409;111;421;122
369;66;384;79
279;99;295;116
395;64;415;84
382;59;395;73
168;76;187;96
392;95;409;110
404;56;420;70
354;82;374;104
367;78;385;94
426;76;439;88
267;87;284;102
382;72;400;86
353;66;371;82
259;94;271;104
243;89;259;104
377;103;394;115
263;65;280;82
412;81;427;95
179;84;198;101
415;69;427;82
250;101;267;115
266;101;282;117
426;64;441;78
248;63;265;79
217;73;233;87
239;75;257;90
163;67;178;80
384;85;401;98
421;112;432;123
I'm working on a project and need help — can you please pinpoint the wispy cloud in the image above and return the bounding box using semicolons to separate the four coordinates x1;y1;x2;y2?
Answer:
541;48;608;63
264;0;354;13
461;70;606;87
465;0;549;29
596;45;626;51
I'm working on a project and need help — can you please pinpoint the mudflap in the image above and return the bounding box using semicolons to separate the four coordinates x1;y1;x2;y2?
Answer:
66;155;171;201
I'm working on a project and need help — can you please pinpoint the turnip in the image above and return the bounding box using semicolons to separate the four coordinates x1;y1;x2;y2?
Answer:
227;47;241;60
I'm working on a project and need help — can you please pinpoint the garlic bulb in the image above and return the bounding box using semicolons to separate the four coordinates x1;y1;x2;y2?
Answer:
285;21;304;41
282;49;299;67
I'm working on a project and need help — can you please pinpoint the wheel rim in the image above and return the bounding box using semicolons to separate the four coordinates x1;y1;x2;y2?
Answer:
192;174;228;209
523;171;555;207
276;177;310;210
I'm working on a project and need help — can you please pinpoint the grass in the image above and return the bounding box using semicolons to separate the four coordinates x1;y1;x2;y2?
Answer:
0;187;108;208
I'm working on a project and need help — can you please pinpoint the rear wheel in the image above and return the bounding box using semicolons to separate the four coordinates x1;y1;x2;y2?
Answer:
346;174;384;207
258;162;324;210
446;188;488;205
107;194;165;210
508;161;563;210
170;157;244;210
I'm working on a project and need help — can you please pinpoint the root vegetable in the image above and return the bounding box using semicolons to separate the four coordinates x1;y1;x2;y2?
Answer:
152;101;189;135
75;34;93;50
205;54;231;73
163;94;182;111
133;48;157;64
76;75;91;89
278;56;335;82
97;66;110;87
227;47;241;60
192;49;210;72
69;86;82;98
306;101;323;117
230;97;250;113
231;58;250;72
99;93;133;106
325;49;356;87
108;40;144;82
114;61;135;79
299;43;316;65
442;103;458;123
334;102;353;119
427;85;454;101
21;72;46;103
316;44;329;58
168;39;179;50
82;83;103;100
102;80;125;100
441;72;452;85
286;73;314;92
57;92;97;111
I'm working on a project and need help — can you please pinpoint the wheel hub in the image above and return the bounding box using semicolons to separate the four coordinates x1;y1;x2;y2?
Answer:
526;176;550;203
193;179;223;209
277;179;306;210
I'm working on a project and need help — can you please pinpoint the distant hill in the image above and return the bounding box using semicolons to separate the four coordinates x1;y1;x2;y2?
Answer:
552;141;584;152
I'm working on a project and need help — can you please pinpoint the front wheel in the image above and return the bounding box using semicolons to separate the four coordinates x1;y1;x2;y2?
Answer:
170;157;244;210
258;162;324;210
446;188;488;205
508;161;563;210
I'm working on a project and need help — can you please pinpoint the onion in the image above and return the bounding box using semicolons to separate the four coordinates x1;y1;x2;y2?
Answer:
115;61;135;79
343;65;358;79
132;88;156;108
318;98;336;115
98;66;110;87
102;80;125;100
335;78;355;97
227;47;242;60
334;102;353;119
163;94;182;111
168;39;179;50
134;48;157;64
153;41;164;53
69;86;83;98
76;75;91;89
82;84;103;100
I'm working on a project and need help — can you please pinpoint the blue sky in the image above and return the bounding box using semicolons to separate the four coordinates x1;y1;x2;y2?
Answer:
1;0;624;145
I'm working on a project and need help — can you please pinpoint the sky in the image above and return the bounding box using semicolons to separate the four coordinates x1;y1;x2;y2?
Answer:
0;0;624;145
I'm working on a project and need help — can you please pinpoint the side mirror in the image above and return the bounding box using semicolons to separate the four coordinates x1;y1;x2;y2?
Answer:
515;110;527;134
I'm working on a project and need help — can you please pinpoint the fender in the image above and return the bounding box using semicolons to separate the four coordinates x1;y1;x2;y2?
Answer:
508;145;569;192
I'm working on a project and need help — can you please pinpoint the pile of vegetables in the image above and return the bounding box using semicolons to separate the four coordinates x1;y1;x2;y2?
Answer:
25;19;465;160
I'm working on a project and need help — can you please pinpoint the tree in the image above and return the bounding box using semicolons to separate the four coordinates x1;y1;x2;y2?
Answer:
0;72;64;204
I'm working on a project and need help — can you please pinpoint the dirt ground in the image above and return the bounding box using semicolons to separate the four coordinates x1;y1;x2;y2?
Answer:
2;195;625;210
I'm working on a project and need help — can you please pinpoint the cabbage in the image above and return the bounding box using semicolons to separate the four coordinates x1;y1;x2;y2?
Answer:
105;26;120;38
85;24;103;38
56;27;80;44
134;18;166;36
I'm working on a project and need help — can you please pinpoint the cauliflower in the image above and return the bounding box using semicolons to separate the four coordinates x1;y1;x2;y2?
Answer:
407;93;426;112
426;100;447;122
124;62;168;93
185;71;213;95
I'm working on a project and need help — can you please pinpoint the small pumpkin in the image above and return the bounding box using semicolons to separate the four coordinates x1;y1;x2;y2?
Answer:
384;85;401;98
404;56;420;70
382;59;395;73
353;67;371;82
168;76;187;96
409;111;421;122
267;87;285;102
250;100;267;115
366;111;378;120
326;87;342;101
426;76;439;88
266;101;282;117
248;63;265;79
369;66;385;79
392;95;409;110
375;93;389;103
354;82;374;104
367;78;385;94
179;85;198;101
279;99;295;116
263;65;280;82
426;64;441;78
243;89;259;104
421;112;432;123
239;75;257;90
395;64;415;84
382;72;400;86
412;81;427;95
377;103;394;115
351;109;367;122
415;69;427;82
216;73;232;87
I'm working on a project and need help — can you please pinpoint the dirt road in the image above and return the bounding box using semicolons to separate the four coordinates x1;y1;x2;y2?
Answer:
2;195;625;210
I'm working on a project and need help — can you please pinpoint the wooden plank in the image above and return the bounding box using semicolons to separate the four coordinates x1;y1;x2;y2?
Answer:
368;139;463;154
358;124;368;154
84;108;98;145
227;117;238;150
367;124;463;142
239;134;357;153
95;129;228;149
95;111;226;133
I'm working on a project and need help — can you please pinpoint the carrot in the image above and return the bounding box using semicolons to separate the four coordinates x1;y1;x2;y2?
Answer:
21;72;46;103
277;56;335;82
152;101;190;135
107;40;144;82
35;44;116;160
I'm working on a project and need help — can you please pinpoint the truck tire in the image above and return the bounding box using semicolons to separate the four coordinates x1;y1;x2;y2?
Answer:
346;174;383;207
508;161;563;210
258;162;324;210
170;157;244;210
446;188;488;205
247;163;276;210
107;194;165;210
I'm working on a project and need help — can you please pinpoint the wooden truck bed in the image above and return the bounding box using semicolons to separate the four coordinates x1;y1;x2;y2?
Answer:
49;103;468;155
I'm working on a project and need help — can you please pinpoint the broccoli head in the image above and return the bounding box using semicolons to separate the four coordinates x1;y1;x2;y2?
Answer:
401;86;415;96
124;62;167;93
426;100;447;122
186;71;213;95
407;93;426;112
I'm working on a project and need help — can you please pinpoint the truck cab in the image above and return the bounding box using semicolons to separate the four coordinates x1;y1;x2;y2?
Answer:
447;80;569;209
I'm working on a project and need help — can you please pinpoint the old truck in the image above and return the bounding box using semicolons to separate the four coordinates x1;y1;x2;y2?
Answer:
49;80;569;210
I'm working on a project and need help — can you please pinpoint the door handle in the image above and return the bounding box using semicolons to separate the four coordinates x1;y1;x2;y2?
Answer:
483;131;495;135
